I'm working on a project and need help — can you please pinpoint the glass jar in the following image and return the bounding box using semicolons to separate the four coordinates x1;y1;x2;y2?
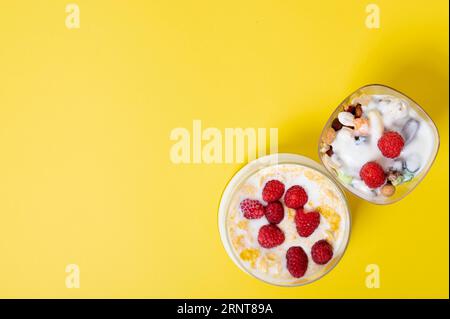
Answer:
218;153;351;286
318;84;439;204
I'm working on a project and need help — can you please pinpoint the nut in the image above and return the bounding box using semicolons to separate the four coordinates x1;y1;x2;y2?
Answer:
322;127;336;145
338;112;355;127
319;142;330;153
381;183;396;197
344;104;356;114
326;146;334;157
354;117;370;136
331;118;343;131
354;104;363;118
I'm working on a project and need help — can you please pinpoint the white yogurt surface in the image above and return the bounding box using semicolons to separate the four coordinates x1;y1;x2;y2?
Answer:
329;94;436;198
225;163;349;286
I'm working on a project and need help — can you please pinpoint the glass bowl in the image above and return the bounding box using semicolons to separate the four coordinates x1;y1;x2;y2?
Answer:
218;153;351;286
318;84;439;205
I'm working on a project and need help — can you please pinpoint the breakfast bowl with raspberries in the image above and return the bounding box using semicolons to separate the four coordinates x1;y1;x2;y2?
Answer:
319;84;439;204
218;85;438;285
218;154;351;286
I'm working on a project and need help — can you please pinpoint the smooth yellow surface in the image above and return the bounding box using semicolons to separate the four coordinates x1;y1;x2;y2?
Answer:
0;0;448;298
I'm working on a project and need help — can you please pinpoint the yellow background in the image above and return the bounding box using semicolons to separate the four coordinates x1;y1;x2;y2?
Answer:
0;0;448;298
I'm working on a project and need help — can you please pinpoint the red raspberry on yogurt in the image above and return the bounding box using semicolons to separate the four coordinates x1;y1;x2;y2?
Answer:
295;208;320;237
240;199;265;219
377;131;405;158
286;246;308;278
311;240;333;265
360;162;386;189
257;224;285;248
264;201;284;224
284;185;308;209
262;180;285;202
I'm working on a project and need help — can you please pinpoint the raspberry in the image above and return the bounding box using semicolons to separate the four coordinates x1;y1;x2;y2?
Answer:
284;185;308;209
257;224;285;248
264;201;284;224
311;240;333;265
360;161;386;188
378;131;404;158
240;199;265;219
262;180;285;202
295;208;320;237
286;246;308;278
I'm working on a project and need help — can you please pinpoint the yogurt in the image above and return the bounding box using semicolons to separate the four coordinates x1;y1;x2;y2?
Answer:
221;159;350;286
320;92;437;202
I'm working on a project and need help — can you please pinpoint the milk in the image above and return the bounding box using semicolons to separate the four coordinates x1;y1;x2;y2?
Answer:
225;163;350;286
